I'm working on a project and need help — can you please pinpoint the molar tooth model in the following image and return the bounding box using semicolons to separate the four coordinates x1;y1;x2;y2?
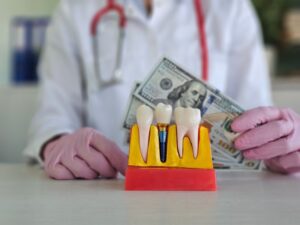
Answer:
125;105;217;191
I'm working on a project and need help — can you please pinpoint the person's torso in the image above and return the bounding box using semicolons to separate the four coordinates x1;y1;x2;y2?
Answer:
66;0;234;152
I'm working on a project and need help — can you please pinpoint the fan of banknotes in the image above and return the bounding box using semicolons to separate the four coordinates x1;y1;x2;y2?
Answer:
123;57;262;170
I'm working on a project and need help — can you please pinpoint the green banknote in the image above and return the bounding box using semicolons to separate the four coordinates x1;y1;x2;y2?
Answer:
123;58;262;170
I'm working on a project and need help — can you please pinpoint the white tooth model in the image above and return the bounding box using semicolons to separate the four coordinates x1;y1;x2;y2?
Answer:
174;107;201;158
136;105;154;162
155;103;172;124
154;103;173;162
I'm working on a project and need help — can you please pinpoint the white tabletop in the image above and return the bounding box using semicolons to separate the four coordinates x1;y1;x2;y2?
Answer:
0;164;300;225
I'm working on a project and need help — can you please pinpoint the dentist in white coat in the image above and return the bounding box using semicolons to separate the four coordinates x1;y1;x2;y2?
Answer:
25;0;272;179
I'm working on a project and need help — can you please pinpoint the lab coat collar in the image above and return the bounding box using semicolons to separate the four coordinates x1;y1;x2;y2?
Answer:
120;0;182;26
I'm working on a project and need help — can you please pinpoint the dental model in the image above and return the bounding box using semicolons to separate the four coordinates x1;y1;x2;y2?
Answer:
154;103;173;162
136;105;154;162
174;107;201;158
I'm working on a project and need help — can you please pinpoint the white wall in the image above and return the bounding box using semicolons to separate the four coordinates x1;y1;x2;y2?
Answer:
273;90;300;113
0;0;59;85
272;80;300;113
0;86;38;163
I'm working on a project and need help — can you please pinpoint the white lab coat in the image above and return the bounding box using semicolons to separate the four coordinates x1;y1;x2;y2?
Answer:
24;0;272;163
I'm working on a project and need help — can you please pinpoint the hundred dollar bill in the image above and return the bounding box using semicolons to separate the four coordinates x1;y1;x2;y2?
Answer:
213;161;262;170
122;83;145;130
131;57;261;170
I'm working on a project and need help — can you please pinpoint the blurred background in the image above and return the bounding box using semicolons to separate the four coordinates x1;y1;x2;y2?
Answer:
0;0;300;162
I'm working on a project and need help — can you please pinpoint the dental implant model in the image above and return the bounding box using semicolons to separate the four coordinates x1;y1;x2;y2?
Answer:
155;103;172;163
125;104;217;191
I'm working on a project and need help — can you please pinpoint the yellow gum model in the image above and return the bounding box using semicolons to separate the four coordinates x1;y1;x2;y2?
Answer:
128;124;213;169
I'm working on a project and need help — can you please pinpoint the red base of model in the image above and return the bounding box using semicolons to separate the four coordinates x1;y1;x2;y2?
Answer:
125;166;217;191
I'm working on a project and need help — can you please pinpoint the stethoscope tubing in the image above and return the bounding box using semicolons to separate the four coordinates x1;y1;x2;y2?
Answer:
194;0;208;81
90;0;208;87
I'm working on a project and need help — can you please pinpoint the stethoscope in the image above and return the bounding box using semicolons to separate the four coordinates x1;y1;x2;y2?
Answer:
90;0;208;88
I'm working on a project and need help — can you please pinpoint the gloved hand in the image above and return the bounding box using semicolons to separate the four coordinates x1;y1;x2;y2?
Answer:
43;128;128;180
231;107;300;174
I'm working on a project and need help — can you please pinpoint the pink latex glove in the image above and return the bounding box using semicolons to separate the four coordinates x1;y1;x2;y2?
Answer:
43;128;128;180
231;107;300;174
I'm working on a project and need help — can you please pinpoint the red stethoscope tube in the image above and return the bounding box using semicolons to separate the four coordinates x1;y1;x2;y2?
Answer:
193;0;208;81
91;0;208;82
91;0;127;35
